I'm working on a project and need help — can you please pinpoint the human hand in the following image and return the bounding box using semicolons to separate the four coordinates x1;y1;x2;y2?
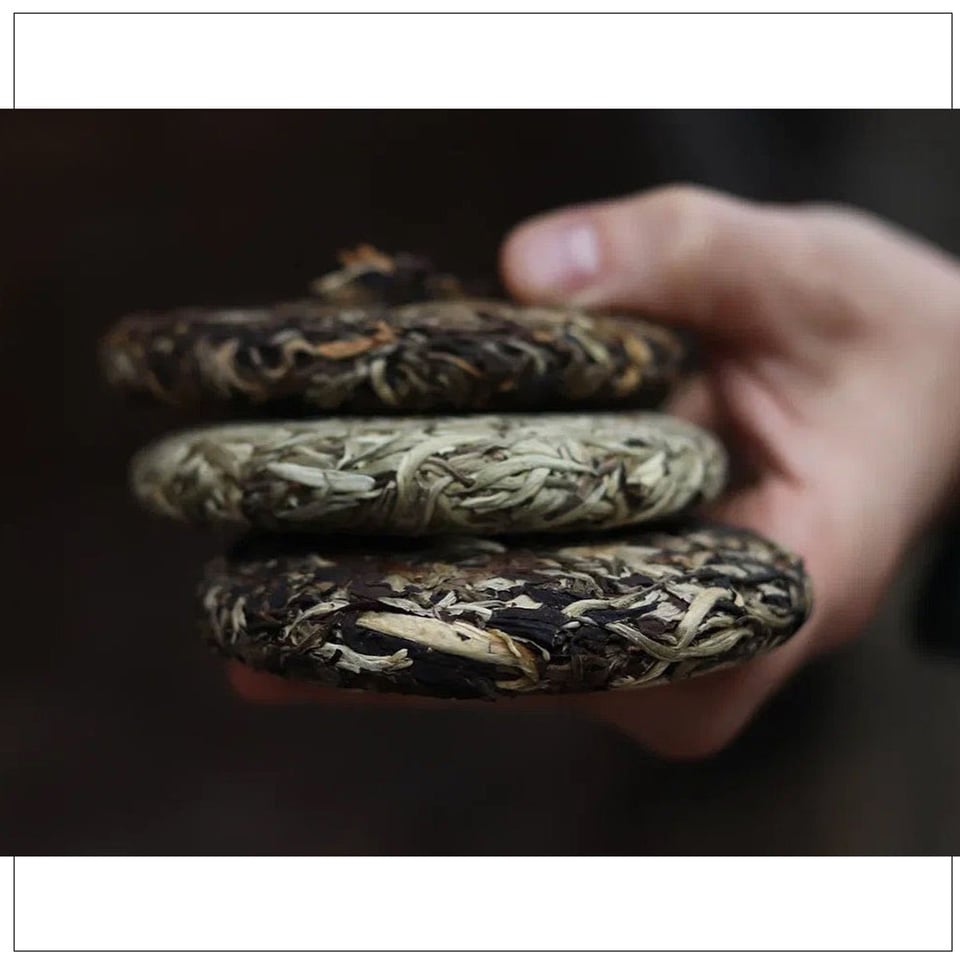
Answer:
230;185;960;758
496;184;960;754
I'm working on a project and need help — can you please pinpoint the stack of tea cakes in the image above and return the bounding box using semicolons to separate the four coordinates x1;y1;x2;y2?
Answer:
101;247;811;698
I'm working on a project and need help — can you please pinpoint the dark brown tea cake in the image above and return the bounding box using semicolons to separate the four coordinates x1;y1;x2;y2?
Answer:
201;525;812;699
100;299;684;415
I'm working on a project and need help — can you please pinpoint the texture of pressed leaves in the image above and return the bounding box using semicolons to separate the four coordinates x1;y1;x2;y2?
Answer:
130;413;727;536
200;526;812;699
100;299;684;414
104;250;814;704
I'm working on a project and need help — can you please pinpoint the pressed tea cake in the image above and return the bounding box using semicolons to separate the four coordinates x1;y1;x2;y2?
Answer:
130;413;726;536
202;525;812;698
103;247;813;696
100;246;684;415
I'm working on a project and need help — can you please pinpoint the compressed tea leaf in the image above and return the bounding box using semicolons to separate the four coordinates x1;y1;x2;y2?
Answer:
99;298;685;414
307;244;466;306
201;524;812;698
131;413;726;535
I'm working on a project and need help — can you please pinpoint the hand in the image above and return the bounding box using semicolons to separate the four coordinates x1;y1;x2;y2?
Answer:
230;185;960;759
497;184;960;755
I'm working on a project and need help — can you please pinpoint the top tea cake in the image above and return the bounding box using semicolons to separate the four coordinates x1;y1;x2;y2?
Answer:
99;246;685;415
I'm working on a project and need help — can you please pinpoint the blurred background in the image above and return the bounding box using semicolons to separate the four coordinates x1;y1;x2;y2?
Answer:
3;110;959;854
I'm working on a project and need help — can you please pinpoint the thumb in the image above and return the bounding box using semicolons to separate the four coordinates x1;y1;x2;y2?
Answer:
500;184;805;345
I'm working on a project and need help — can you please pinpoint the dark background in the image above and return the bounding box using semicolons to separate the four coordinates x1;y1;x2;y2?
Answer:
3;110;959;854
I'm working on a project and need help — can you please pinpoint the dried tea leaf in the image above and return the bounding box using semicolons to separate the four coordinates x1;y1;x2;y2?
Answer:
99;298;685;414
200;524;813;698
131;413;726;535
308;245;465;306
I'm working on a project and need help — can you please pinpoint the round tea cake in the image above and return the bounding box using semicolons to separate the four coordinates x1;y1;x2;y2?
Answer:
100;299;684;414
131;413;726;535
201;525;812;698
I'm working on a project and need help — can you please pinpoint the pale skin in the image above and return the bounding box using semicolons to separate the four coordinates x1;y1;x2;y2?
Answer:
229;185;960;759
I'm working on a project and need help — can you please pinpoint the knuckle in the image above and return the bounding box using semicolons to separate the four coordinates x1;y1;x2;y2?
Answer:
645;187;736;298
646;181;723;211
643;185;739;249
794;200;879;236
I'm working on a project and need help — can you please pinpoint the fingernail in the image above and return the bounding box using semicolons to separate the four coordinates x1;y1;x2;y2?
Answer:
510;220;601;298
